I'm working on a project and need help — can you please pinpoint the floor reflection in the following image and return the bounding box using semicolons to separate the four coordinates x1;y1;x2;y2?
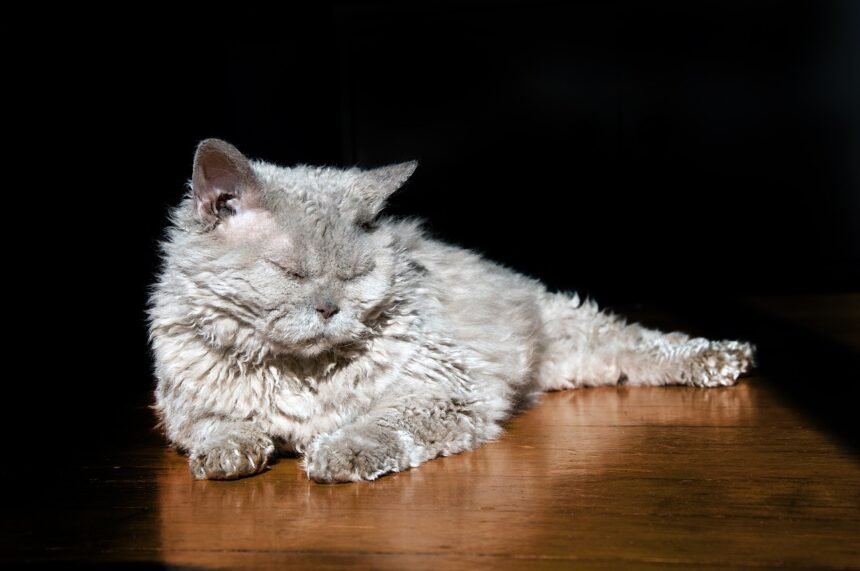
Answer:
156;380;813;568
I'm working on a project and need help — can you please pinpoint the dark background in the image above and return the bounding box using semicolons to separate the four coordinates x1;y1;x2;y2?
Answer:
32;1;860;455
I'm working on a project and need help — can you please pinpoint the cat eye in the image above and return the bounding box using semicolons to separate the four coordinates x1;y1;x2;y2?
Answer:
216;194;236;217
339;262;375;282
265;260;306;280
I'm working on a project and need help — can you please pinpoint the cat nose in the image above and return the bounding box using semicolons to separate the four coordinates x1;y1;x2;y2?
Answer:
315;302;340;320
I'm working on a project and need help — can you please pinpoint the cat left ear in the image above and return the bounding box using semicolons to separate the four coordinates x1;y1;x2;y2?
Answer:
353;161;418;216
191;139;260;226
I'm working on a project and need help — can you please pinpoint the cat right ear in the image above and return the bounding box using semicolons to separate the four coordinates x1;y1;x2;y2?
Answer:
191;139;259;226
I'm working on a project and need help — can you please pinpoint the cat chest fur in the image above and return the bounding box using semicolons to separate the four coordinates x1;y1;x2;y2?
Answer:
153;329;416;452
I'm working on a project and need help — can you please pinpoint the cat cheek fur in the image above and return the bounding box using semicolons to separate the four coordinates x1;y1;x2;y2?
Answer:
150;139;754;483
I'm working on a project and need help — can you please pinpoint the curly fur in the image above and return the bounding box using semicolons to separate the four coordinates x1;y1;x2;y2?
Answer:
149;139;754;483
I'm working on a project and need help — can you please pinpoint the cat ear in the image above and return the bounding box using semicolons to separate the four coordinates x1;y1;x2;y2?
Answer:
352;161;418;216
191;139;259;225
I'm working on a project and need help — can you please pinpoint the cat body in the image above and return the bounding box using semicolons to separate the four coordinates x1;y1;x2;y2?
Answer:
149;140;753;482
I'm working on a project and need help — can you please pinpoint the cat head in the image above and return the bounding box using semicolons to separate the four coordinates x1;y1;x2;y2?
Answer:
165;139;417;358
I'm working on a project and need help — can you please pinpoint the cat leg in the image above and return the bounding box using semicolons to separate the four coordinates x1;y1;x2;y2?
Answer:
538;295;755;389
611;329;754;388
164;414;275;480
304;389;498;483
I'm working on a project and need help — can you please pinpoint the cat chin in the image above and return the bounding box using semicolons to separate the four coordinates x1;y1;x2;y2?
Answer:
271;333;358;358
292;344;335;358
287;342;356;360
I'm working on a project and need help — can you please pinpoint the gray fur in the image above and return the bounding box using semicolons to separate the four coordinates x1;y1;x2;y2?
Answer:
149;139;754;482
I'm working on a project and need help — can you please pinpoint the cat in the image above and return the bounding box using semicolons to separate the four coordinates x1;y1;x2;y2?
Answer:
149;139;754;483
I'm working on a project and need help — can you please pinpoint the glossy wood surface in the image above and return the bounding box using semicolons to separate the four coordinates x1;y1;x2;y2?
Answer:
4;295;858;569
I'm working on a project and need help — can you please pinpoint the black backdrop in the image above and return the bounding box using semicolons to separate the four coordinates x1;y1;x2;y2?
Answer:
37;1;859;449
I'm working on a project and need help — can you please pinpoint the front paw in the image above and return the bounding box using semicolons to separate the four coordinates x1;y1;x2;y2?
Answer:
690;340;755;387
305;429;409;483
189;433;275;481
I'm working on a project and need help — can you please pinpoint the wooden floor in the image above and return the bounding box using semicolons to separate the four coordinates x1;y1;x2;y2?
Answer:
4;295;859;569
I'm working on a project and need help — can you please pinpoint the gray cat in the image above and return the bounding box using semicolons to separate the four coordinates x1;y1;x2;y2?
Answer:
149;139;754;482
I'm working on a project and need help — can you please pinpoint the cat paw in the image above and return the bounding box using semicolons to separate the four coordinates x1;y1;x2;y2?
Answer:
689;340;755;387
189;433;275;480
304;429;409;483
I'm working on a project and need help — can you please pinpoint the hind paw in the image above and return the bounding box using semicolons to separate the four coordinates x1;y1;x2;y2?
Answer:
689;340;755;387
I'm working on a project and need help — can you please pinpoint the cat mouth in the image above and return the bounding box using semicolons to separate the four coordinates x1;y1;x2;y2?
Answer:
265;315;368;355
263;334;336;357
301;334;329;346
298;331;354;351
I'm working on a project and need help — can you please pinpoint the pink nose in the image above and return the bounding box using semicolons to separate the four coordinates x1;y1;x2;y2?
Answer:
315;302;340;320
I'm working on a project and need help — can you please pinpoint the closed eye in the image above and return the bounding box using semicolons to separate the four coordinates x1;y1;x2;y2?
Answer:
265;260;306;280
339;262;375;282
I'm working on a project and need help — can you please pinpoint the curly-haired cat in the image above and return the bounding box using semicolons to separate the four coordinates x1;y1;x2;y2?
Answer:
149;139;754;483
